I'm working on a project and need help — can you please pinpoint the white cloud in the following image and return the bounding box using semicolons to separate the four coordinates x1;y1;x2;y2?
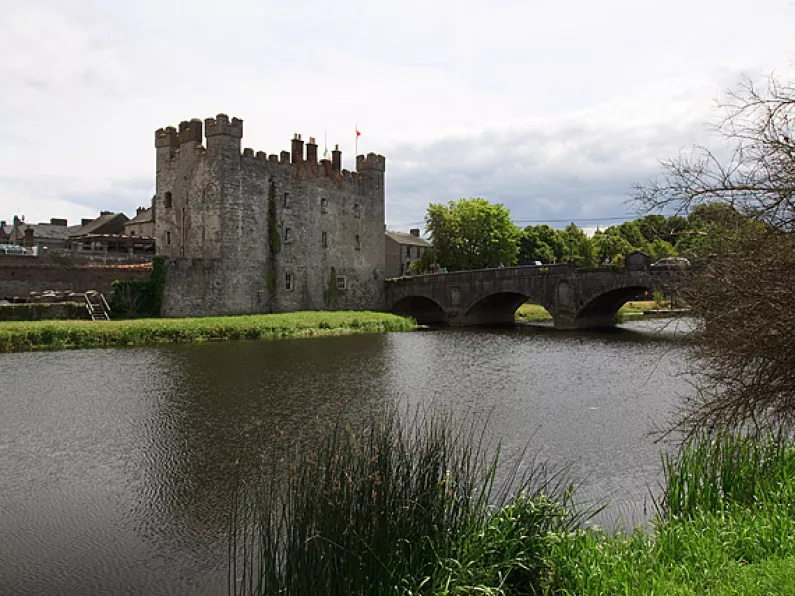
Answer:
0;0;793;228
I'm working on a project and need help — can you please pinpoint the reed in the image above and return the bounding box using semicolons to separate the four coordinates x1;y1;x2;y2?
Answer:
0;311;415;353
229;408;584;596
548;432;795;594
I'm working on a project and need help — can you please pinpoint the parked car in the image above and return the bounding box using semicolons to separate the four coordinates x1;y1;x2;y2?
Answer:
0;244;29;255
650;257;691;270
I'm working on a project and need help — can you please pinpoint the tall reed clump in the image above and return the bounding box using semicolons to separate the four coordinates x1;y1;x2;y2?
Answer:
548;432;795;594
229;408;584;596
661;431;795;519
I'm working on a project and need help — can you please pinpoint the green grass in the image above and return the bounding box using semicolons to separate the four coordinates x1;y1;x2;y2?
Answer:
0;311;415;352
548;432;795;595
230;408;586;596
230;415;795;595
515;301;668;324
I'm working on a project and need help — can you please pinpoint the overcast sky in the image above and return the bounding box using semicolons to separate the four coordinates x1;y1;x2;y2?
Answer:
1;0;794;232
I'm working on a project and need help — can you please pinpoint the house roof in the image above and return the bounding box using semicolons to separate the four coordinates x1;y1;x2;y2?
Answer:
21;223;81;241
385;231;432;248
126;208;153;225
71;213;129;237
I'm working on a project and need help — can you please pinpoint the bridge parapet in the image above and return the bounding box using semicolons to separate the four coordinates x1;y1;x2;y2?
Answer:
385;265;678;329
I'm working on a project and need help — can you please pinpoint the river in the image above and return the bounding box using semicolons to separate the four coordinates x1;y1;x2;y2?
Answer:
0;319;693;595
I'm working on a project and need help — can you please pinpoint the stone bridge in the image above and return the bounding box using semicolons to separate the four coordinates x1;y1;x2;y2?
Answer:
385;263;679;329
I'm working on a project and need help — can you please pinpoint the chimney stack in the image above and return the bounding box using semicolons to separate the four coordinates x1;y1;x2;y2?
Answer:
331;144;342;174
410;228;420;237
291;133;304;164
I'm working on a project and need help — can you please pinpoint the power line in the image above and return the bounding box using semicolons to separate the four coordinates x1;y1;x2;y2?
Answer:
388;215;637;227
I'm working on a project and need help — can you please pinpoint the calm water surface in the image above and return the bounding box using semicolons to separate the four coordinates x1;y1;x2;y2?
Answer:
0;320;693;595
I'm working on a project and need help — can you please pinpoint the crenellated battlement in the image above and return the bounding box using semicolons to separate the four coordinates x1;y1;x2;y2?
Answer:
155;126;179;148
178;119;203;144
205;113;243;138
357;153;386;172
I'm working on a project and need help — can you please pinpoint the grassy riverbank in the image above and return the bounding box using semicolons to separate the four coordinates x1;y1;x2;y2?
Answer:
515;300;676;323
0;311;415;353
232;414;795;595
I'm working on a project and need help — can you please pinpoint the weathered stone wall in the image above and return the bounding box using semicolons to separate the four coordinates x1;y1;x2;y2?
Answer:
0;302;89;321
0;256;149;299
154;115;386;317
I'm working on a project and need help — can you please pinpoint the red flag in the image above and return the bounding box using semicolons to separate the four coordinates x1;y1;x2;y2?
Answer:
356;129;361;137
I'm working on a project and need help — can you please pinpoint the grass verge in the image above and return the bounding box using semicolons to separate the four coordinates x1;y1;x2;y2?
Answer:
0;311;415;353
548;432;795;595
515;301;675;323
231;420;795;595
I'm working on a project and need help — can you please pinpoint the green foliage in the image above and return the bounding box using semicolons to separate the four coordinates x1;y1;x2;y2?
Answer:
426;197;520;271
549;433;795;595
323;266;341;308
408;246;436;274
0;311;415;352
643;238;677;261
230;407;582;596
561;222;596;267
267;179;281;257
109;256;165;318
518;225;559;264
593;229;632;263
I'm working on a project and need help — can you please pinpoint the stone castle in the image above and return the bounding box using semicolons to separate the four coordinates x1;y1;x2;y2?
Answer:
154;114;386;317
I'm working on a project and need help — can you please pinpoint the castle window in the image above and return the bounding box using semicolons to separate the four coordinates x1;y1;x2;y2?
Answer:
285;273;294;291
321;231;328;248
336;275;347;290
354;203;361;218
321;197;328;213
130;230;136;236
283;192;289;208
355;235;361;250
166;231;171;245
164;191;173;209
284;227;293;243
406;245;411;258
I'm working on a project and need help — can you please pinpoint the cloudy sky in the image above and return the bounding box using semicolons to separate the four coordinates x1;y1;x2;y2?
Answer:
1;0;794;232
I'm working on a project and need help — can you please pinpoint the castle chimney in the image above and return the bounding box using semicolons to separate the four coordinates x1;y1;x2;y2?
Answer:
305;136;318;166
331;144;342;175
410;228;420;237
50;218;67;226
291;133;304;164
81;218;93;226
137;206;145;215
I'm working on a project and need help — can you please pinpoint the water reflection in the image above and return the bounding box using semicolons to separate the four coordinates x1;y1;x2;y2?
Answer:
0;321;692;595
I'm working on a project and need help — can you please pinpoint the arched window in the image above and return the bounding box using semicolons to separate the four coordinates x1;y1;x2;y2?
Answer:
164;191;173;208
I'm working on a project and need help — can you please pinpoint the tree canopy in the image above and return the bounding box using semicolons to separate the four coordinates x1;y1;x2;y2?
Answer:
425;198;519;271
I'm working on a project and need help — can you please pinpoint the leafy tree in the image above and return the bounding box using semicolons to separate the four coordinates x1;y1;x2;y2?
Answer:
593;229;632;263
518;226;555;264
634;74;795;436
425;198;520;271
642;238;677;261
615;221;646;248
560;223;596;267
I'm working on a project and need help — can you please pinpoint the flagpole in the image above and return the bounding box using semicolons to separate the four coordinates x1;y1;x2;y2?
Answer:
355;123;358;157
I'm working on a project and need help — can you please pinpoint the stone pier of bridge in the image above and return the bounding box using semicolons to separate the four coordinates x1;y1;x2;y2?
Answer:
385;263;674;329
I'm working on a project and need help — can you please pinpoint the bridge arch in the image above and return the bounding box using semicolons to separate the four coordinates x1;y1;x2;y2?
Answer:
462;291;533;326
390;295;447;325
574;285;650;328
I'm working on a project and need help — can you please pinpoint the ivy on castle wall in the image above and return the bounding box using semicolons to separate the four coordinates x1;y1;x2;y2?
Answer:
266;178;281;303
110;256;165;318
323;266;341;308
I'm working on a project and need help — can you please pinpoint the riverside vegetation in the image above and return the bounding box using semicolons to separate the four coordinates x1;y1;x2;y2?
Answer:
0;311;414;353
231;410;795;595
